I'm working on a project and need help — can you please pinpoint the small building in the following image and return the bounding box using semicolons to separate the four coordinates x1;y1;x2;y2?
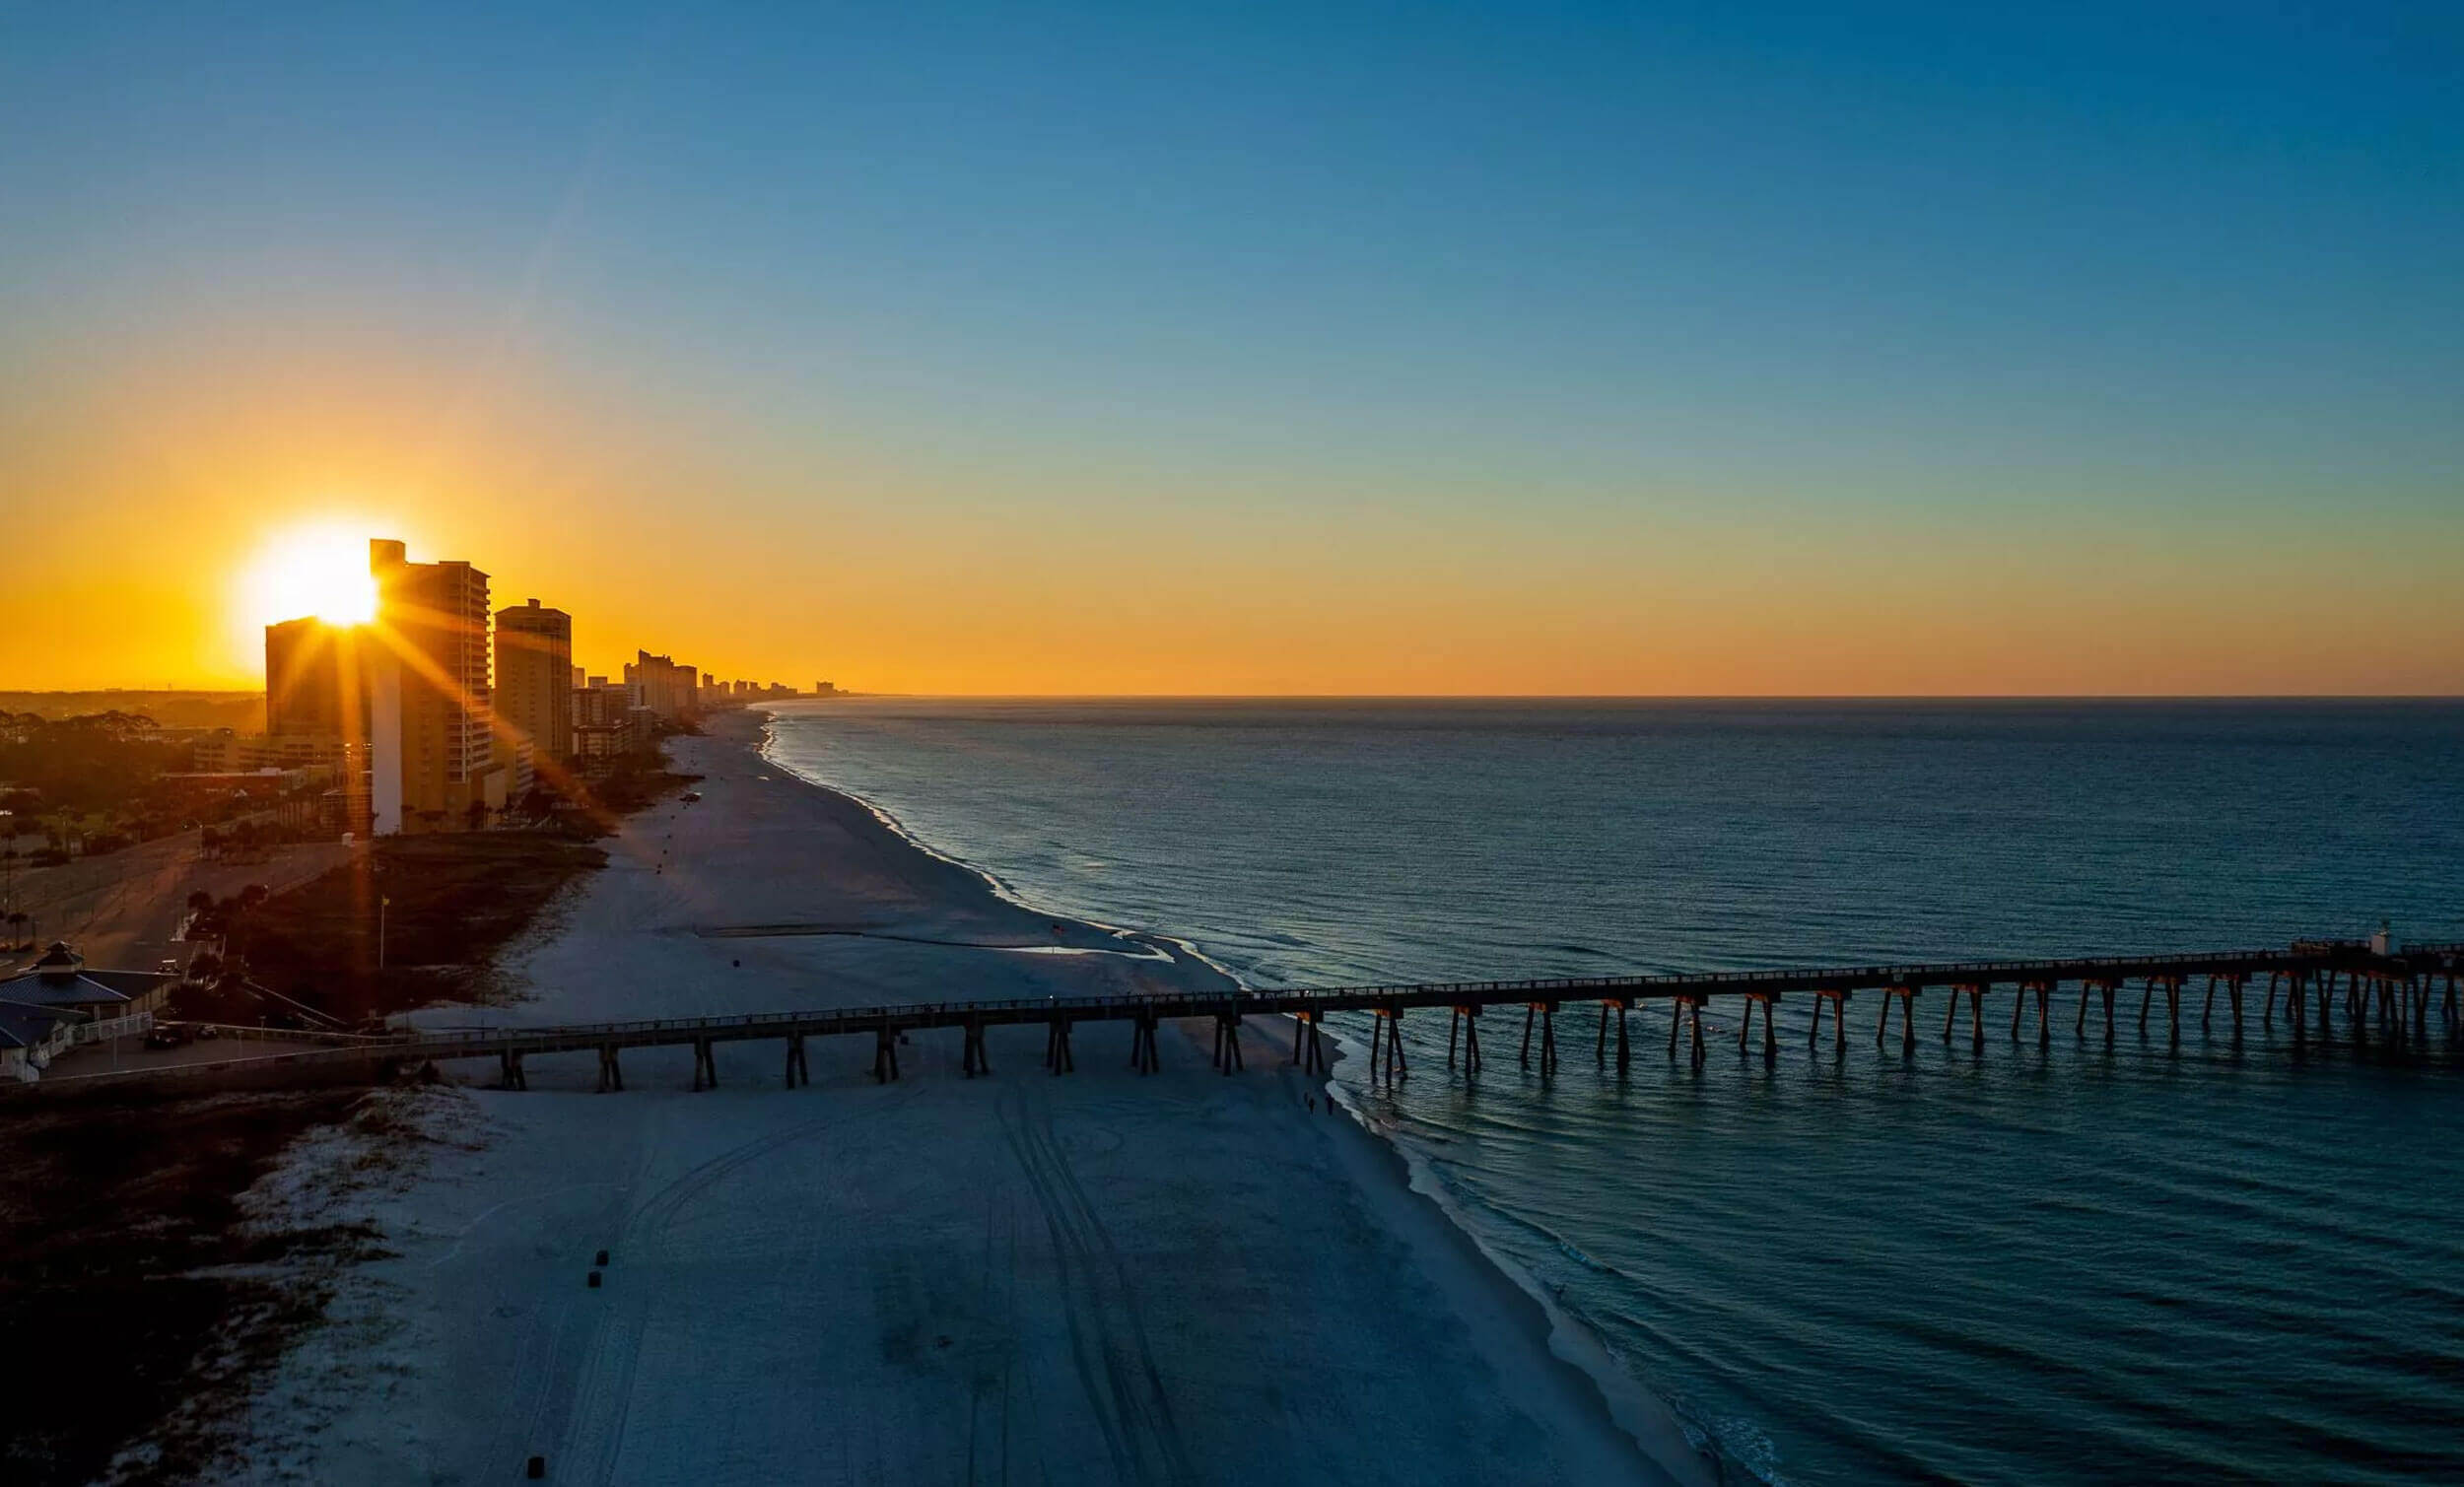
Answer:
0;998;83;1082
0;942;179;1020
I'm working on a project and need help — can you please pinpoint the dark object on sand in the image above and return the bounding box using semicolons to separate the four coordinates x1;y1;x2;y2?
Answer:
586;1270;601;1289
594;1250;610;1266
527;1455;546;1479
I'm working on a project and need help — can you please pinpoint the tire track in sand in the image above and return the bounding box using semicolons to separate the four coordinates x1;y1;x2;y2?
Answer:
561;1081;924;1484
997;1082;1195;1486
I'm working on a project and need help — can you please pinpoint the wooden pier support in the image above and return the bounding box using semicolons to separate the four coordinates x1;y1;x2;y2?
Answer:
2221;973;2249;1033
872;1026;901;1083
1128;1009;1160;1074
1943;981;1988;1048
691;1037;719;1091
1740;991;1779;1057
1810;988;1851;1052
2271;969;2313;1032
2016;980;2055;1043
595;1044;623;1093
1519;1002;1559;1075
785;1034;810;1088
2367;973;2404;1034
2137;974;2185;1039
961;1022;990;1078
1210;1012;1244;1073
1666;993;1706;1063
1878;984;1919;1053
1297;1012;1328;1076
1045;1013;1075;1074
1596;998;1631;1072
1449;1005;1482;1075
2077;977;2120;1039
1369;1006;1405;1079
499;1049;527;1091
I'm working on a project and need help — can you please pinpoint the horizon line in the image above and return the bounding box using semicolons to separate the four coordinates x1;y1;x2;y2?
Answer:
7;687;2464;705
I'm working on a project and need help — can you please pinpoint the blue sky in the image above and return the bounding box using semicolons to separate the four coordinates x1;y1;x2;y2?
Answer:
4;3;2459;690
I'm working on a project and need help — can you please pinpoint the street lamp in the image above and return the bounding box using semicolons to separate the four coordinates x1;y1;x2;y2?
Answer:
378;896;390;971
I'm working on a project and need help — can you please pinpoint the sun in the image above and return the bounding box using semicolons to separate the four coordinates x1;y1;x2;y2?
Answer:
242;526;379;628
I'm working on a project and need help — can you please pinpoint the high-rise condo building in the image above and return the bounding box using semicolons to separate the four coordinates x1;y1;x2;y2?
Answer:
622;649;699;720
264;616;363;739
261;615;372;832
369;538;506;834
495;598;574;776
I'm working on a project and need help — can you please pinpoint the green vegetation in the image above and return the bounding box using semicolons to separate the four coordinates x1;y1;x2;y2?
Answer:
0;711;188;826
192;834;609;1025
0;691;262;732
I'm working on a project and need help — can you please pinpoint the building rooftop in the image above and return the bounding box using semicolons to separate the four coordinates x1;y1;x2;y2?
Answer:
0;997;84;1050
4;944;176;1008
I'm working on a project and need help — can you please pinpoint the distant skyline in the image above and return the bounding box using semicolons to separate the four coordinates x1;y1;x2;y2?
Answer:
4;3;2460;695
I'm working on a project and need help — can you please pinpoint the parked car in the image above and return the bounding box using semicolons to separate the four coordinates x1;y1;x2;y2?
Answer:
143;1024;195;1049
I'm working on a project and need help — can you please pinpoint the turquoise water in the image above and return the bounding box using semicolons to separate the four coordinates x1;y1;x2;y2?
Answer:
763;699;2464;1484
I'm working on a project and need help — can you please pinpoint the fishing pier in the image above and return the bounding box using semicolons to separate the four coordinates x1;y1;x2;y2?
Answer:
23;936;2463;1097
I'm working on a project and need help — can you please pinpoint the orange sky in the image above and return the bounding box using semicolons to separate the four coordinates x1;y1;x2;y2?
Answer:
5;276;2459;699
0;340;2456;696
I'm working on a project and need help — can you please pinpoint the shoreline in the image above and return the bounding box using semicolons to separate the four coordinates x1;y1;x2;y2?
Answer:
225;710;1710;1484
745;708;1719;1486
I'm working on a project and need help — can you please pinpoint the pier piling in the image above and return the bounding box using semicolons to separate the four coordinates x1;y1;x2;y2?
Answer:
1449;1005;1482;1075
1882;984;1919;1053
1812;988;1851;1053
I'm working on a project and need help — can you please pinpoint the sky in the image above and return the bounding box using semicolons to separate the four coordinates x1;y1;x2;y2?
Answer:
3;1;2459;695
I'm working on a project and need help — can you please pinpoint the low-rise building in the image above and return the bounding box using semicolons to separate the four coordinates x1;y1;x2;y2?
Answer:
0;943;179;1079
0;999;82;1082
0;942;179;1019
192;731;346;773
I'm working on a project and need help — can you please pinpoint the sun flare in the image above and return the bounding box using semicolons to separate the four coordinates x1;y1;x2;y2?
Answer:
241;526;379;629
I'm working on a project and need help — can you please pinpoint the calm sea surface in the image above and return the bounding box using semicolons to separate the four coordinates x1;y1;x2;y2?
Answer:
763;699;2464;1485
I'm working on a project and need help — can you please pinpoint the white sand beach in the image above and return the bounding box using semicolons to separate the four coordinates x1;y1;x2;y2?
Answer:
230;714;1714;1486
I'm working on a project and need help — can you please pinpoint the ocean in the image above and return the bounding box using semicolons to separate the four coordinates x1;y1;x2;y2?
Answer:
761;698;2464;1485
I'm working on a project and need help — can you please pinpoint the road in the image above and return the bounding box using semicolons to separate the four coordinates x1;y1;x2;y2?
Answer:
3;830;356;976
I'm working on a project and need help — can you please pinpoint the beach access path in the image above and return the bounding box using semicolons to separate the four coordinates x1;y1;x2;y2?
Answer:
231;713;1709;1486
